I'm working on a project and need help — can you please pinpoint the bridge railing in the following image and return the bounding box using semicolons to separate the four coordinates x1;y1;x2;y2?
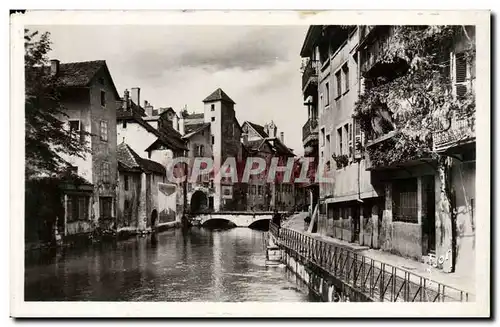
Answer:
277;228;471;302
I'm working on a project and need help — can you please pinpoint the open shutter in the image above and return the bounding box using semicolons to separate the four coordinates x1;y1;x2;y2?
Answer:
348;122;353;160
454;52;468;98
354;119;364;160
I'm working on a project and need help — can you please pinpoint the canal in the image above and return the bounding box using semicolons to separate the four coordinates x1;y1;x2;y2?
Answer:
25;227;318;302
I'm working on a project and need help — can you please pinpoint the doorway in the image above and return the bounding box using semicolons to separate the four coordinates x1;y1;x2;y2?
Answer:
422;176;436;254
208;196;214;211
151;209;158;229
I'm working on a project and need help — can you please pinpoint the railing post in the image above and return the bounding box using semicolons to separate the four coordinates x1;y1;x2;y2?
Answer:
380;263;385;301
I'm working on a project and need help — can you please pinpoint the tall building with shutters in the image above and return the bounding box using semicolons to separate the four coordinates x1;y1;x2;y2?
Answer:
299;25;476;282
300;26;381;243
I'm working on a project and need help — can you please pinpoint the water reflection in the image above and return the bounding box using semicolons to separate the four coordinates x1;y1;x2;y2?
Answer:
25;227;318;302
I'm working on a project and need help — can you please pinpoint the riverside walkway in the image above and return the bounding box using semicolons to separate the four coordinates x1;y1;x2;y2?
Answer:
271;217;473;302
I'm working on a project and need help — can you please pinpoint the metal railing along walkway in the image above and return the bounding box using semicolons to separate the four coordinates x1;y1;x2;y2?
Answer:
269;222;471;302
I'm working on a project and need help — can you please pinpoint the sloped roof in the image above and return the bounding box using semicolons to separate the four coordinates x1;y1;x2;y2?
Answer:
203;88;235;104
117;111;187;151
182;123;210;139
117;143;166;175
246;121;269;139
116;100;146;118
185;112;204;120
46;60;120;100
267;137;295;156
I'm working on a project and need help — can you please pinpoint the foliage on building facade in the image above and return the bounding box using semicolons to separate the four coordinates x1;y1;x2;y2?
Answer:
353;26;476;167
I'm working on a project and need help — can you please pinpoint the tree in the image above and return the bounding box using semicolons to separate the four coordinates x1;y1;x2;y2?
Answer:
25;29;91;179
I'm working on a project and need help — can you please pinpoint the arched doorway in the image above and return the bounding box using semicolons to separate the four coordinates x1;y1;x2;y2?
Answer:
190;190;208;213
151;209;158;229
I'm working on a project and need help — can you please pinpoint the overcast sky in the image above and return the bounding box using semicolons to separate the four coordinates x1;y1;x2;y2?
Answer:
31;25;309;156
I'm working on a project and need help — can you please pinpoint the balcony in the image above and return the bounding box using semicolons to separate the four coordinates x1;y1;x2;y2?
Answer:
302;118;319;146
433;115;475;153
302;59;318;95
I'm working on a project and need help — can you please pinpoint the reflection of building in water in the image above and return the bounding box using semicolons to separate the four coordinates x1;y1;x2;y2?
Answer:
211;231;224;300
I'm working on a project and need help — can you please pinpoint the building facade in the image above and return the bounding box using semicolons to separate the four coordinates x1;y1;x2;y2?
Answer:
241;121;296;212
300;25;476;278
179;88;246;213
116;88;187;231
51;59;120;237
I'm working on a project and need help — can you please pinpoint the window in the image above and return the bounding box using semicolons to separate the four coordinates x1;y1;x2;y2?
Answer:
122;120;127;128
325;82;330;106
102;162;110;183
69;120;80;132
100;90;106;107
252;185;256;195
100;121;108;142
211;117;215;122
393;178;418;223
67;165;78;175
454;52;468;98
258;185;262;196
124;175;129;191
211;135;215;145
199;145;204;157
98;77;105;85
326;134;331;154
320;128;325;146
342;64;349;92
335;71;342;97
344;124;349;157
211;104;215;111
337;128;343;155
67;195;89;222
99;197;113;219
69;120;85;144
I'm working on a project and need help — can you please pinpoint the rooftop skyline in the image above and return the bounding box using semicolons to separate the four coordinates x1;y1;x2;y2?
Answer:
31;25;309;155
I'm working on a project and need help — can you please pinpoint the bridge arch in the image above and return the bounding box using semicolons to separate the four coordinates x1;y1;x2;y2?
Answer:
248;217;272;230
190;190;208;213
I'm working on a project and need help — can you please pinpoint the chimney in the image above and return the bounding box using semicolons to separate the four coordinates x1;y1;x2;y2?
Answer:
179;115;185;135
131;87;140;106
50;59;60;76
145;102;154;116
280;132;284;143
122;89;129;110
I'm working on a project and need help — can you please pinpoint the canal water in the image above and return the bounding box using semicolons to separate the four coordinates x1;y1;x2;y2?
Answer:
25;227;318;302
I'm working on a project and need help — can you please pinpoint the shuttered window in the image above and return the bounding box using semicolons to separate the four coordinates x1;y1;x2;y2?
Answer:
67;195;90;222
454;53;468;98
393;178;418;223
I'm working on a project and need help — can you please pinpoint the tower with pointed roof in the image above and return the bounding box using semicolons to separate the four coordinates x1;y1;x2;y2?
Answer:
202;88;244;211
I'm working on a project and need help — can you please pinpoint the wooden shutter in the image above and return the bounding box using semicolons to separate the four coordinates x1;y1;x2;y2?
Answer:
354;119;364;159
454;52;468;98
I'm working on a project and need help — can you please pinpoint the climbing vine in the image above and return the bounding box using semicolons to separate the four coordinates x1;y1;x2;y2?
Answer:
353;25;476;167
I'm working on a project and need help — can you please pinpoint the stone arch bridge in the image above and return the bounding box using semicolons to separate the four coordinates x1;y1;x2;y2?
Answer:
191;212;287;228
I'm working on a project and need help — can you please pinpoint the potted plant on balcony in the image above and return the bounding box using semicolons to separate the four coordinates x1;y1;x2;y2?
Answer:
331;154;349;169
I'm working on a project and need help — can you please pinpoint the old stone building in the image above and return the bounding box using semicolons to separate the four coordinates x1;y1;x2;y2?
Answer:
116;88;187;231
300;25;476;280
241;121;296;212
179;88;246;213
50;59;121;237
117;143;177;233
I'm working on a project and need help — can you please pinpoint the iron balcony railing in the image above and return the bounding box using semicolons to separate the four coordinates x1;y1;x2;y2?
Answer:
433;115;475;152
276;227;471;302
302;117;319;143
302;59;318;91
